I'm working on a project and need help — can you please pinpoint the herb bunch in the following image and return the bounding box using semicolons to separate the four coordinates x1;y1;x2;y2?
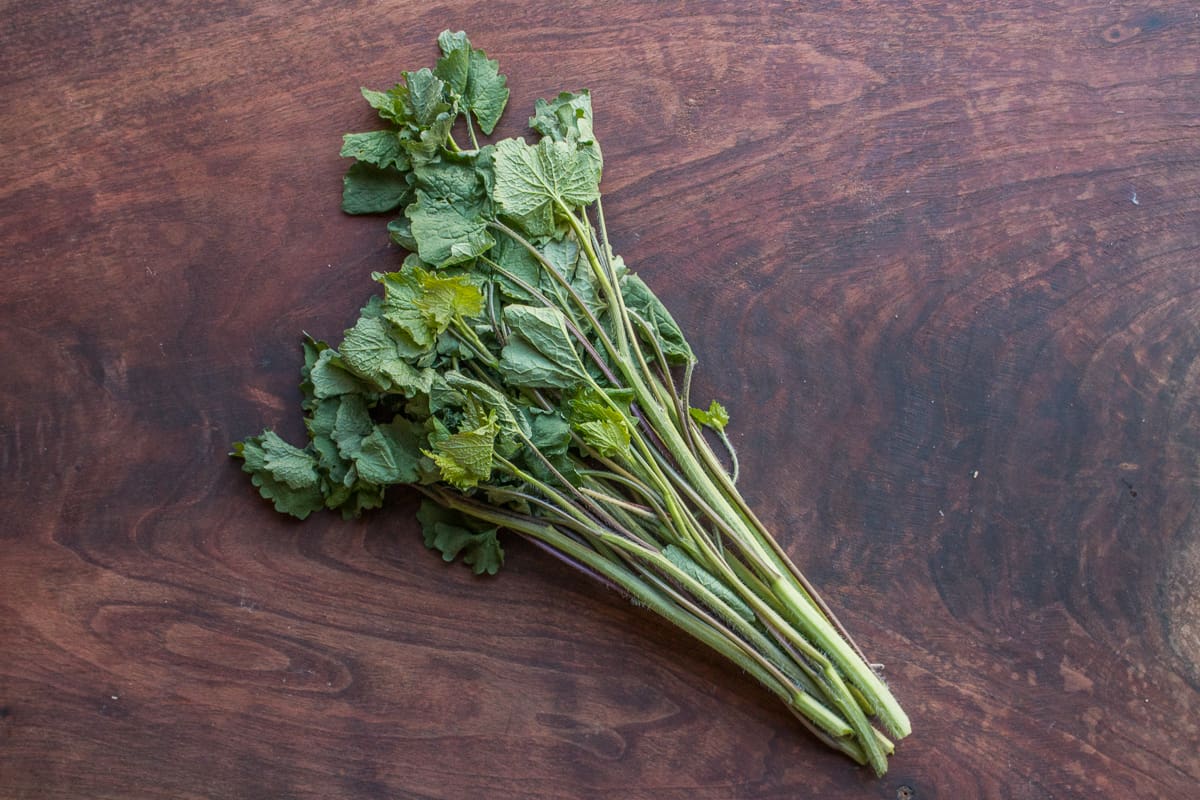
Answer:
234;31;910;774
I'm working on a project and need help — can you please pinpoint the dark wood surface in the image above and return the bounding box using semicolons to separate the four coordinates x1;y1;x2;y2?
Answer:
3;2;1199;797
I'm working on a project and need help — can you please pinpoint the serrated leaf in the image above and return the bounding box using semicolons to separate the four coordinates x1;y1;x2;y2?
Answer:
493;137;600;224
406;192;495;267
434;31;471;95
529;90;602;183
378;271;437;352
464;48;508;135
444;372;522;454
341;130;409;170
342;162;411;215
401;112;454;167
353;416;424;485
339;316;435;395
423;415;499;489
416;500;504;575
403;68;450;127
568;389;634;458
233;433;324;520
309;348;370;399
432;31;510;136
331;394;374;462
361;86;407;125
689;400;730;432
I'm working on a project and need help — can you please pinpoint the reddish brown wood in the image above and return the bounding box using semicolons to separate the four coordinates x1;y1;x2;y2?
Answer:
3;2;1199;797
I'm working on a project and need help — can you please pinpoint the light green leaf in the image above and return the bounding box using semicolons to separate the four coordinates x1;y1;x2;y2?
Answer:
444;372;522;445
378;273;437;353
568;389;634;458
689;400;730;432
414;268;484;327
423;415;499;489
361;86;406;125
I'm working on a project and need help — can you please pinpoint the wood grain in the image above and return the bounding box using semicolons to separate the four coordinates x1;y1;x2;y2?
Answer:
3;1;1199;797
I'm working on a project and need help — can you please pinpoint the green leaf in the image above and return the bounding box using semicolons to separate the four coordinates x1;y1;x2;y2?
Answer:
434;31;471;95
620;273;694;364
309;348;370;399
444;372;523;452
233;432;325;520
340;131;409;171
376;267;483;355
530;90;597;146
387;215;417;250
406;192;495;267
498;305;588;389
423;414;499;489
342;162;412;215
340;316;435;395
492;137;600;225
523;407;572;456
433;31;510;136
463;48;509;135
485;233;545;301
361;86;407;125
401;114;454;167
403;68;450;127
412;155;485;204
331;394;374;462
353;416;424;485
299;335;325;411
416;500;504;575
529;90;602;183
306;395;350;485
689;400;730;432
327;478;385;519
378;270;436;351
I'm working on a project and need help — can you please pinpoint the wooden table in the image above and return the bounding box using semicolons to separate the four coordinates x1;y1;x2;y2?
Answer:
4;2;1198;797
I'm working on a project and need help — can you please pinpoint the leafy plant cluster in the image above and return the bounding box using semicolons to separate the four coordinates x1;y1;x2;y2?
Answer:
233;31;909;774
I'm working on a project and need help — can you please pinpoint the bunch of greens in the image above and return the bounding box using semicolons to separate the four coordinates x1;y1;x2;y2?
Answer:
233;31;910;774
